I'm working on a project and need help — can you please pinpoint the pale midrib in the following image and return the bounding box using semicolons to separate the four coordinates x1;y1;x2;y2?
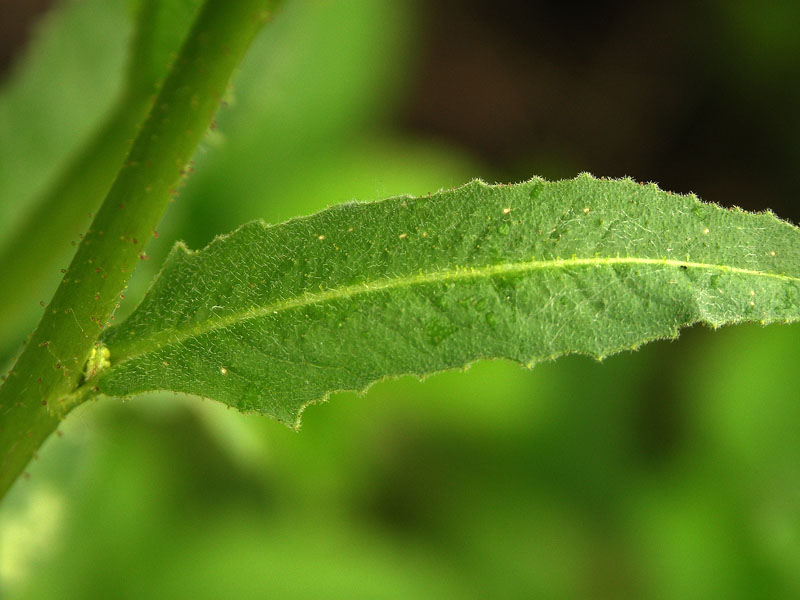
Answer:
108;256;800;365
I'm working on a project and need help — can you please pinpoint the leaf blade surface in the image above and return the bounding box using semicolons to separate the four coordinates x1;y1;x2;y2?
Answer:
96;175;800;425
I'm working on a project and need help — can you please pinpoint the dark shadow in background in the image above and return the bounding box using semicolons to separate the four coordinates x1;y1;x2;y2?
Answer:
401;0;800;224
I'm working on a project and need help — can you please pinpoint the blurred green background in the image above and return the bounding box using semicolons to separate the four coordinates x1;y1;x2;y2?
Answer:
2;1;800;598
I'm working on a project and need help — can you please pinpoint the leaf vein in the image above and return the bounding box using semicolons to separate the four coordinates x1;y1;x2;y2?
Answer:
110;256;800;365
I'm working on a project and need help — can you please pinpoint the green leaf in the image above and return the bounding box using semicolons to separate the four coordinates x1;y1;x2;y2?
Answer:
95;175;800;426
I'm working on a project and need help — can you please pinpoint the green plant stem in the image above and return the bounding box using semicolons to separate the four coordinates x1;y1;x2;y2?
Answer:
0;0;278;499
0;0;204;363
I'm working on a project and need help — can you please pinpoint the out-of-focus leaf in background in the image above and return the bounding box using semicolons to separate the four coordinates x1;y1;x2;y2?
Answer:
0;1;126;236
1;1;799;599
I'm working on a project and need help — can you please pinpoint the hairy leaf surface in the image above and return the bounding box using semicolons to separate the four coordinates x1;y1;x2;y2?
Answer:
95;175;800;426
